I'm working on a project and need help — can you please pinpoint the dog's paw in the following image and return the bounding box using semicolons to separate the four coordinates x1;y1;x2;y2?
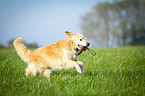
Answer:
77;69;82;73
76;66;82;73
77;61;84;66
77;68;83;73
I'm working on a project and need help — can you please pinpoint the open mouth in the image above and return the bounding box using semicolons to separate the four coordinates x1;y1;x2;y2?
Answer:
78;44;88;51
77;44;89;51
75;44;90;55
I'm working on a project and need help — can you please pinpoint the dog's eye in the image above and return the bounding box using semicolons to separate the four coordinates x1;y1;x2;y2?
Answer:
80;39;82;41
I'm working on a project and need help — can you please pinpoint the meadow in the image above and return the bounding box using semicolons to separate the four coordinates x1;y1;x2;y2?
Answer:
0;46;145;96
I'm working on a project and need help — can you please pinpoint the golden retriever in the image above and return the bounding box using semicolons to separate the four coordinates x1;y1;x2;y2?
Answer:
13;31;90;78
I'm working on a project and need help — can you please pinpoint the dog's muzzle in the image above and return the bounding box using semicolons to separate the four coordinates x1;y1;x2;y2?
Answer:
76;42;90;55
77;42;90;49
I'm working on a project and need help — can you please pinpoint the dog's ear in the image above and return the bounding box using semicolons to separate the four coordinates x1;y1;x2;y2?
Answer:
65;31;75;38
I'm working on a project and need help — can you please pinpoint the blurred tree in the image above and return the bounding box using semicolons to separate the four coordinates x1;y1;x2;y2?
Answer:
27;42;39;48
80;0;145;47
0;44;5;49
8;39;15;49
7;39;39;49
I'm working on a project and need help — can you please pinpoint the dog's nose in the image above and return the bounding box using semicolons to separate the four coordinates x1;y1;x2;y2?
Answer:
87;42;90;47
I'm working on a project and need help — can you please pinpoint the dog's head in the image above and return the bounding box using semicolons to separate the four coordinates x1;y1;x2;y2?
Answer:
65;31;90;51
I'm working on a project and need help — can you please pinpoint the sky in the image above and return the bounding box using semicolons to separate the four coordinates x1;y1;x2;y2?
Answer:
0;0;113;47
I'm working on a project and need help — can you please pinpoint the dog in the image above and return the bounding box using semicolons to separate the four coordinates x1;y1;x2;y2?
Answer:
13;31;90;78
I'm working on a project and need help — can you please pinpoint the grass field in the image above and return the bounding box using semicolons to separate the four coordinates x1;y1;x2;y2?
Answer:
0;46;145;96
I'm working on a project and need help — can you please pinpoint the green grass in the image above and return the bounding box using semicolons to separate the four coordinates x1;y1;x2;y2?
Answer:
0;46;145;96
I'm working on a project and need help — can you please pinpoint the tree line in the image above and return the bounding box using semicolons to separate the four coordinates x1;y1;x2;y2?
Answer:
80;0;145;47
0;39;39;49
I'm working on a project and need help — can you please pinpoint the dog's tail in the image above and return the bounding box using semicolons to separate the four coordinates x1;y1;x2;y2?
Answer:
13;38;32;63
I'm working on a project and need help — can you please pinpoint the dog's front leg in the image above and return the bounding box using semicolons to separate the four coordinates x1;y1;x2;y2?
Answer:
64;60;82;73
76;61;84;73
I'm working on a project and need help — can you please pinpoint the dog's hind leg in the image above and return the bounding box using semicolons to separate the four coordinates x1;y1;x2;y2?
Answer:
25;63;37;77
43;69;52;78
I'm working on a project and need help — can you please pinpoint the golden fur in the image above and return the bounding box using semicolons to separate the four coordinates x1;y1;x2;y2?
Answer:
13;31;89;78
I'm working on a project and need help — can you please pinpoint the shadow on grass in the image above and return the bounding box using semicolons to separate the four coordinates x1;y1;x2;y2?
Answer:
83;71;98;76
52;70;79;76
51;70;98;77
